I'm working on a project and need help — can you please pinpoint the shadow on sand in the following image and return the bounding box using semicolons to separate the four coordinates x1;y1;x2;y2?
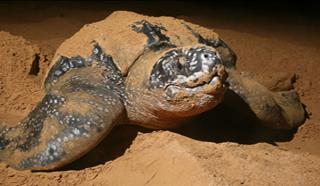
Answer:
59;90;298;171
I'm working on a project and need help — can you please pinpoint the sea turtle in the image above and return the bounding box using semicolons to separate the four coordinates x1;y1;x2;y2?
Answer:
0;11;306;170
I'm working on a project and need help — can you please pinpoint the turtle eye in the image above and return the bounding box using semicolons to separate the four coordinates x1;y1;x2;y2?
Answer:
201;52;215;60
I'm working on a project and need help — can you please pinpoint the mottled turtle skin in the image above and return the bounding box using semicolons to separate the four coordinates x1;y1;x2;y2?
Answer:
0;11;306;170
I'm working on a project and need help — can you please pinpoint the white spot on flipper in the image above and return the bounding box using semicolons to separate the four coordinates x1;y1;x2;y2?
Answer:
84;125;90;130
51;145;57;150
63;136;69;141
83;133;90;138
73;128;80;135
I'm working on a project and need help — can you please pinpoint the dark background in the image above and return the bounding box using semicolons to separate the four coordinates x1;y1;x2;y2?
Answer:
1;1;319;48
1;1;319;24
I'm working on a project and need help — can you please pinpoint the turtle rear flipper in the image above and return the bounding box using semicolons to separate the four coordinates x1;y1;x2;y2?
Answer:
226;69;306;129
0;61;126;170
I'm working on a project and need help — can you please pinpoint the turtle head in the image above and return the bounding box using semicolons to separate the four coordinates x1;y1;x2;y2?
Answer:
126;45;230;127
149;45;227;119
150;46;226;92
127;45;227;128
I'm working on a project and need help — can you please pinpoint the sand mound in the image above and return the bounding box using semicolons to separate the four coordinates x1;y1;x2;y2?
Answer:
0;31;50;120
0;131;319;185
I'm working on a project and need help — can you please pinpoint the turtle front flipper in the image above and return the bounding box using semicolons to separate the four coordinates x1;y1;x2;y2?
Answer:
225;69;306;129
0;45;126;170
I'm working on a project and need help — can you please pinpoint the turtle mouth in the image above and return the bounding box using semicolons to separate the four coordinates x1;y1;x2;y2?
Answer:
170;62;226;88
164;64;227;98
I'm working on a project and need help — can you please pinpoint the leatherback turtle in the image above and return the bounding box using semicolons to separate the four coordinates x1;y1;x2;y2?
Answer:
0;11;306;170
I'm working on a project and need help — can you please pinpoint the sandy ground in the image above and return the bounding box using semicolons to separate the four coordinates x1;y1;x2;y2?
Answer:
0;2;319;186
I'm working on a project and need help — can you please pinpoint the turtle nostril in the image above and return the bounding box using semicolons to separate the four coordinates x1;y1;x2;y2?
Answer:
204;54;209;58
176;61;183;70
